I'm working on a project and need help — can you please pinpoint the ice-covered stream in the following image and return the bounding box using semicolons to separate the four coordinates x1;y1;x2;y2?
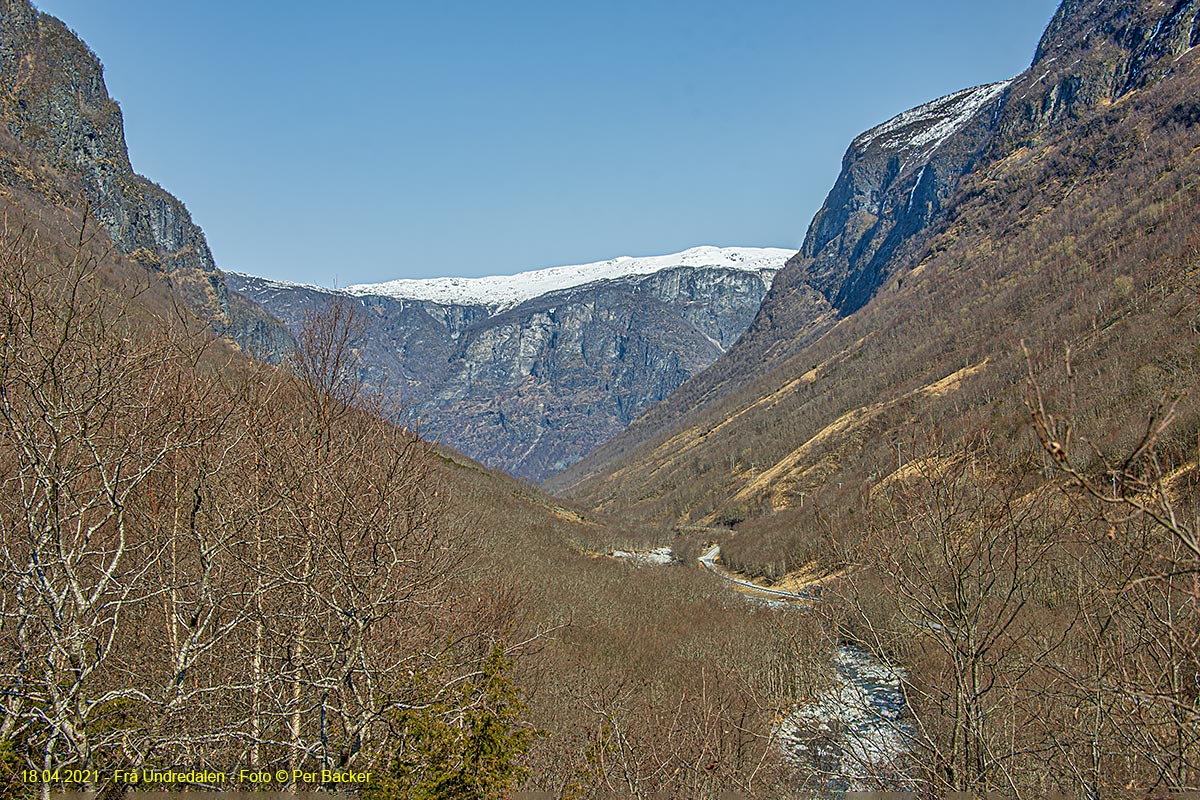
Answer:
778;644;914;794
696;545;914;793
610;543;915;790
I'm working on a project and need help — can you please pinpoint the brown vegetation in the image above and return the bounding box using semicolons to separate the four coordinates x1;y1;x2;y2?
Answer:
817;392;1199;795
549;9;1200;796
6;0;1199;794
0;203;830;797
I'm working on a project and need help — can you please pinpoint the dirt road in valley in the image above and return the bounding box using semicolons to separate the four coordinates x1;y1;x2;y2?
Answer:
696;544;815;601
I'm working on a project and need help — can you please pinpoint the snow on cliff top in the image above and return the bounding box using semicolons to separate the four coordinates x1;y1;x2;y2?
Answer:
853;80;1013;157
342;246;792;310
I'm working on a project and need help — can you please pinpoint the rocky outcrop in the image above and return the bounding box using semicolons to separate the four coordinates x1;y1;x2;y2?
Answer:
229;247;786;481
802;83;1011;312
0;0;291;358
767;0;1200;354
1018;0;1200;129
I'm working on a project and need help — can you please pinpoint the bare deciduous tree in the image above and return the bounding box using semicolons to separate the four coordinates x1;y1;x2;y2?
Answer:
0;219;486;794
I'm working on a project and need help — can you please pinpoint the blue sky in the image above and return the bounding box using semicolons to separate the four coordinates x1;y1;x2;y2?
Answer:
35;0;1061;286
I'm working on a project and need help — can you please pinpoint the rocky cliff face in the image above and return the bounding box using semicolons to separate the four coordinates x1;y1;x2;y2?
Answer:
0;0;291;359
229;247;786;481
1018;0;1200;129
766;0;1200;353
797;82;1011;315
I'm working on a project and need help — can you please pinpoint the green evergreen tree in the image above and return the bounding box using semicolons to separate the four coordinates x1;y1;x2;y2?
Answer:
366;642;540;800
0;739;20;798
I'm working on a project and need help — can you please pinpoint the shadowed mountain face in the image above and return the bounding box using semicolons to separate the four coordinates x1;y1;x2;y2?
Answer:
229;248;786;482
0;0;291;359
548;0;1200;521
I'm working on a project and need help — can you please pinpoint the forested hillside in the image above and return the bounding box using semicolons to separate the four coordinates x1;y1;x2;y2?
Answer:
551;0;1200;511
551;0;1200;794
0;190;830;797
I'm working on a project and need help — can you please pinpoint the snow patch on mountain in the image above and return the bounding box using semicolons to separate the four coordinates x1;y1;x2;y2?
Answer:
342;245;792;311
853;80;1013;157
225;273;341;298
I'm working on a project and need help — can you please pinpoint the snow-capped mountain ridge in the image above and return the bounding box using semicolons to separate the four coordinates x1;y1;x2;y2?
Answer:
342;245;792;312
229;245;787;481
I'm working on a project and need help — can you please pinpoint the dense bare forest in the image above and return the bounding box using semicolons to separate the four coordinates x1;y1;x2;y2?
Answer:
547;0;1200;795
0;205;830;797
2;0;1200;797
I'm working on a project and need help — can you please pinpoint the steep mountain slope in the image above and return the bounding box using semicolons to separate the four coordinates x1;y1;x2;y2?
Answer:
547;82;1019;490
549;0;1200;526
230;247;786;481
0;0;291;359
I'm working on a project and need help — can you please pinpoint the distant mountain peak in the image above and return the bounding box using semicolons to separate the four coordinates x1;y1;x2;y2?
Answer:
341;245;792;312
